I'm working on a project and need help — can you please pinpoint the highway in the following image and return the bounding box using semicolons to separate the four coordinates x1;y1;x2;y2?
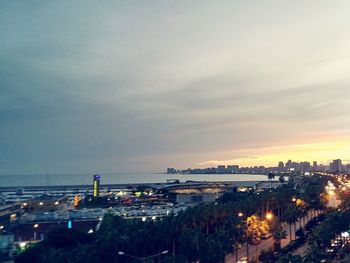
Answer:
225;212;316;263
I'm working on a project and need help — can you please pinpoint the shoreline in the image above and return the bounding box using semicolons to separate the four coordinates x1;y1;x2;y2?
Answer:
0;180;271;191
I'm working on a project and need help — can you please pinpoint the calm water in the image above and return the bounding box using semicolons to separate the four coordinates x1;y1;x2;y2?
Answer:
0;173;271;187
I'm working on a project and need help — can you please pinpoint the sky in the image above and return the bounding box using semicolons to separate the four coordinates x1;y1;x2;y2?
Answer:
2;1;350;174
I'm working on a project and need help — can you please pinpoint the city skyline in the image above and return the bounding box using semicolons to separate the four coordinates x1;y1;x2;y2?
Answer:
2;1;350;174
169;158;350;173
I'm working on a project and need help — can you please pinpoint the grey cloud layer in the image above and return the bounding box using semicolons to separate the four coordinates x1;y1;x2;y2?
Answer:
1;1;350;173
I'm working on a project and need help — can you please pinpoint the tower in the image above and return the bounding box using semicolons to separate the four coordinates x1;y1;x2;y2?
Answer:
278;162;284;172
93;175;100;198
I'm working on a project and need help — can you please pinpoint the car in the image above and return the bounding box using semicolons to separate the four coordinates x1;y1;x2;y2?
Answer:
237;256;249;263
261;233;272;239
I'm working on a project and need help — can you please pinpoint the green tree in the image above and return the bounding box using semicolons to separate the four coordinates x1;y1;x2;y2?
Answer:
282;206;298;243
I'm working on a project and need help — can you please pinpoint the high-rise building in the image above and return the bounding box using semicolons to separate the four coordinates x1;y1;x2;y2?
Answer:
312;161;318;171
278;162;284;172
217;165;226;174
93;175;100;197
330;159;342;173
227;165;239;173
300;162;311;172
291;162;300;172
285;160;292;171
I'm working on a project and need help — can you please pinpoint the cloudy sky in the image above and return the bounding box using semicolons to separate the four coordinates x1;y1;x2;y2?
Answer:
2;1;350;174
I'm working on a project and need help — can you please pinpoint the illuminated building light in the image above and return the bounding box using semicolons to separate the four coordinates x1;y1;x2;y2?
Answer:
39;202;44;206
19;242;27;249
93;175;100;198
10;214;17;221
33;224;39;228
74;195;81;207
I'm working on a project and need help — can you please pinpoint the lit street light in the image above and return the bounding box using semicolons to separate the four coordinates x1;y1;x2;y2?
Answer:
265;212;273;220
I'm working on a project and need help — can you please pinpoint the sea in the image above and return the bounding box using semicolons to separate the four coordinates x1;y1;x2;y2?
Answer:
0;173;272;187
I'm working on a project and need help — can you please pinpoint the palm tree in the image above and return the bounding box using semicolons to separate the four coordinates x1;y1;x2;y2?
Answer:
233;220;246;262
282;207;298;243
268;172;275;188
245;234;253;260
269;219;287;251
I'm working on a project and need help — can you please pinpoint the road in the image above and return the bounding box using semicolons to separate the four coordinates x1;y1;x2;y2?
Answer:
225;212;316;263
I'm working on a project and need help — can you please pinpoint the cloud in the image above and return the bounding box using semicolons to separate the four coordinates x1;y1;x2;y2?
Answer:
1;1;350;173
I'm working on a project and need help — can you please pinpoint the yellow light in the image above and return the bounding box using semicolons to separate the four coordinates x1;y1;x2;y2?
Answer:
238;212;244;217
265;212;273;220
74;195;80;206
296;199;304;206
292;197;296;202
93;180;98;197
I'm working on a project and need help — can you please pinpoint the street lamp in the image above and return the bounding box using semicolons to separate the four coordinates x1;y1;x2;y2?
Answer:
118;250;169;262
265;212;273;220
238;212;244;217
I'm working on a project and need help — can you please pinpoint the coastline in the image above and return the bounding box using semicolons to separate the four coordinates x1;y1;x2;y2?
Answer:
0;173;271;188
